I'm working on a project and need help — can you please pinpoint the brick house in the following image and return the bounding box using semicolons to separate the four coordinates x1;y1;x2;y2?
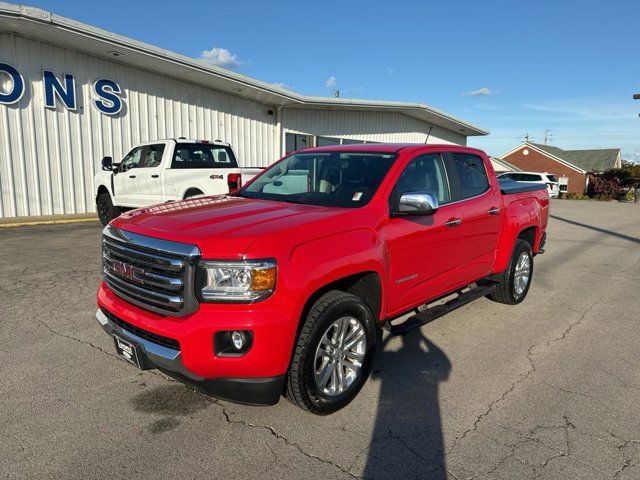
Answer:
499;143;621;194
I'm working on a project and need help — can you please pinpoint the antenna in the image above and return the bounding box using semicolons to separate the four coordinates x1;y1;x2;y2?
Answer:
543;129;552;145
425;126;434;143
524;133;531;143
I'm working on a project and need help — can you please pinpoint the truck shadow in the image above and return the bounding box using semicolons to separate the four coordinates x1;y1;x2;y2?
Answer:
550;214;640;245
363;330;451;479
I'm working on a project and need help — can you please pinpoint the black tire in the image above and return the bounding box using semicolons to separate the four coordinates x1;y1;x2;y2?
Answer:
489;239;533;305
184;189;204;199
285;290;377;415
96;192;121;226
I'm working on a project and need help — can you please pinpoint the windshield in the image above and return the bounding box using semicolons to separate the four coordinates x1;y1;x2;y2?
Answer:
546;174;558;182
237;151;396;207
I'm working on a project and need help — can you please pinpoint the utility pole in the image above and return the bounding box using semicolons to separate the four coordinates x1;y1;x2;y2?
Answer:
543;129;552;145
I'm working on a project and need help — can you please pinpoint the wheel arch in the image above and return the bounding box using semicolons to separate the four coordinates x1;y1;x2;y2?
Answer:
300;272;383;323
517;226;537;250
493;223;539;274
183;187;205;199
96;184;110;198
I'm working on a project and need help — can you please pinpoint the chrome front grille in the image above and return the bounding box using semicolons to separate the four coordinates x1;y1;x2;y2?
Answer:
102;225;201;316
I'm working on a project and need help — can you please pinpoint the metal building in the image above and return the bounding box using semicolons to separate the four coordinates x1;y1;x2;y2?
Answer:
0;3;487;219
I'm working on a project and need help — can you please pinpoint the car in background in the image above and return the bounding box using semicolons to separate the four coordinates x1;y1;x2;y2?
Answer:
94;139;263;225
497;171;559;198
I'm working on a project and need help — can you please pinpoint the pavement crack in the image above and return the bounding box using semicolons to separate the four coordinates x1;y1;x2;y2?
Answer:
214;400;360;479
37;317;118;359
447;298;597;456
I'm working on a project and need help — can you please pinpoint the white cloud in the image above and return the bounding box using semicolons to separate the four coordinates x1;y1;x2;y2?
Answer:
462;87;494;97
325;76;337;88
272;82;295;91
199;47;241;68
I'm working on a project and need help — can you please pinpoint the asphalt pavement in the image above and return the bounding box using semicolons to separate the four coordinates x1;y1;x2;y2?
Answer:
1;200;639;479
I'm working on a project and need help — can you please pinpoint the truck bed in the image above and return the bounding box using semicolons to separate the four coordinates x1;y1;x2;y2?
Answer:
498;179;547;195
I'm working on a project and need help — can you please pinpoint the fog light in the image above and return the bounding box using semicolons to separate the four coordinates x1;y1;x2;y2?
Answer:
231;331;245;350
214;330;253;356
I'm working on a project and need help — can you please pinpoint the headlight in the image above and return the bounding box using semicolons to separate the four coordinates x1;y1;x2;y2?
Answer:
197;259;276;303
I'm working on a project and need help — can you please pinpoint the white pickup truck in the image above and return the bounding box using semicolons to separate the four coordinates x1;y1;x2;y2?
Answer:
94;138;262;225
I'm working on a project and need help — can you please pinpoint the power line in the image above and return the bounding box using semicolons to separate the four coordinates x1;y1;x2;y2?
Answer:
486;133;640;139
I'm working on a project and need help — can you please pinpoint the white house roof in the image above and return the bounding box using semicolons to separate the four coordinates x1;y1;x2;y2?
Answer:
0;2;489;137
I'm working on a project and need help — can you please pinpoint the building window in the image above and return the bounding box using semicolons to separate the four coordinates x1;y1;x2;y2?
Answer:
285;133;312;154
316;136;341;147
558;176;569;193
286;133;377;154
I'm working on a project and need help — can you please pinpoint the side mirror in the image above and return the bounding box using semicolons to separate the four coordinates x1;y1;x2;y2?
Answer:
394;192;439;216
101;156;113;171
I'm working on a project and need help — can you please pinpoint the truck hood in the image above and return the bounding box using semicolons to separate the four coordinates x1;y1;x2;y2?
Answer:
111;195;351;258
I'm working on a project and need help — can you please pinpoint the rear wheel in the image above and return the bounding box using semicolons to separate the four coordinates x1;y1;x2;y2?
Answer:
96;192;121;226
285;290;377;415
489;239;533;305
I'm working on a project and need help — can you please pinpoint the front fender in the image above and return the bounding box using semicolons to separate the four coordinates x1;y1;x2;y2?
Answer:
285;227;387;319
94;171;114;197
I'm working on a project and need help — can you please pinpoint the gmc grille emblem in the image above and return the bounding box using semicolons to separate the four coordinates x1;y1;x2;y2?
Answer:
111;260;145;284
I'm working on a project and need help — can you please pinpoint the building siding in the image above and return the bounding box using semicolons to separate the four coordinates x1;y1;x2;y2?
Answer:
502;146;587;194
0;33;278;218
282;108;467;146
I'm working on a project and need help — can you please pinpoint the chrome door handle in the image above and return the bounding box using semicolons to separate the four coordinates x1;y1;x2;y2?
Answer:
446;218;462;227
488;207;501;215
128;175;136;178
151;174;159;178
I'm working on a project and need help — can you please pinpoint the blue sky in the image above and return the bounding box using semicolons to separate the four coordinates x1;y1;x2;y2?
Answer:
28;0;640;161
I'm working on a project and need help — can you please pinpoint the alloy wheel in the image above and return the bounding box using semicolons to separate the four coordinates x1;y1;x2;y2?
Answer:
314;316;367;396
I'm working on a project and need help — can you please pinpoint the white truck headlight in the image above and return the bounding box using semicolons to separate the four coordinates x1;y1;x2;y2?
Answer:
197;260;276;303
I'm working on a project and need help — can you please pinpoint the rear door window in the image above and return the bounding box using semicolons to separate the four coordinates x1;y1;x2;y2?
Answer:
172;144;238;169
451;153;489;199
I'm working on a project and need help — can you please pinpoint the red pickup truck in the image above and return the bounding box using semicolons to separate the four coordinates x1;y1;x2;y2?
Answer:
96;144;548;414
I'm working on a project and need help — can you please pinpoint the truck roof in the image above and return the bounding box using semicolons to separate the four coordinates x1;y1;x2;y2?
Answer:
168;138;231;146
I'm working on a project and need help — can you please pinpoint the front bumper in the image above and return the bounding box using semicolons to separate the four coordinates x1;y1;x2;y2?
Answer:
96;308;285;405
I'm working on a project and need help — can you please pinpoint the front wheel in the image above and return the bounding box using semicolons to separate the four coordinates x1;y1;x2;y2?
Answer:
489;239;533;305
285;291;377;415
96;192;121;226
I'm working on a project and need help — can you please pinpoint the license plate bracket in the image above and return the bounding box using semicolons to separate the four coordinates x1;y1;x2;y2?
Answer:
113;334;142;369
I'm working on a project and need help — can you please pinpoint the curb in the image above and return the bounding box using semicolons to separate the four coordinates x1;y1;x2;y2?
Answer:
0;217;99;228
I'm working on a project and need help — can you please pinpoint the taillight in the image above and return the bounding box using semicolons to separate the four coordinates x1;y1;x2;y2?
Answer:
227;173;242;192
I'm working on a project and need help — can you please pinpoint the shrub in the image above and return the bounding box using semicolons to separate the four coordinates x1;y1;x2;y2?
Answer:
565;192;589;200
587;176;625;200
